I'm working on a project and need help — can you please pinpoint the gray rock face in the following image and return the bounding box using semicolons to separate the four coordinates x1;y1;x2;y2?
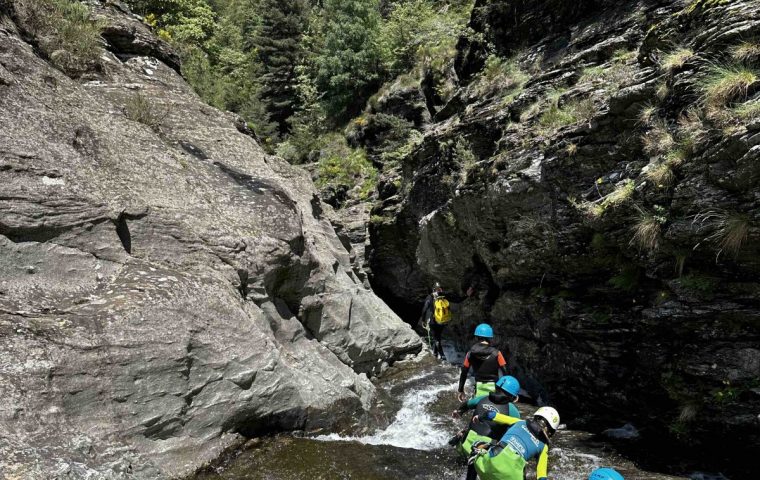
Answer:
369;0;760;477
0;3;420;478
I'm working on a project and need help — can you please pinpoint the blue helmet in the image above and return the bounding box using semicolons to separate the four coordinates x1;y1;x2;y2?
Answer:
474;323;493;338
589;468;624;480
495;376;520;396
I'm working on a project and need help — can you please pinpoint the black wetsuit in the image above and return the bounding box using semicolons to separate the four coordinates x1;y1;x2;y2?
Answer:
458;342;507;394
421;292;446;359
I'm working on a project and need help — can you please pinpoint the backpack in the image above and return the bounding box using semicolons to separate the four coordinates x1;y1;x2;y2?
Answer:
433;296;451;324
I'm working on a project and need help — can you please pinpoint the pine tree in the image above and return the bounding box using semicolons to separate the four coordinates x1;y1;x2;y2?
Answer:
252;0;308;134
313;0;384;120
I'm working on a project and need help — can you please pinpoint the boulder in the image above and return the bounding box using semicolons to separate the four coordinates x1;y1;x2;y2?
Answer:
0;2;420;478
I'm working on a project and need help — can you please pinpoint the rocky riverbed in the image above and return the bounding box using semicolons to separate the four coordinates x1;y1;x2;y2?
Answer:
194;352;693;480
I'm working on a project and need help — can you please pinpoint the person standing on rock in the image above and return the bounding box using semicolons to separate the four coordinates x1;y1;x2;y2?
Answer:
458;323;508;401
449;375;522;480
419;282;451;360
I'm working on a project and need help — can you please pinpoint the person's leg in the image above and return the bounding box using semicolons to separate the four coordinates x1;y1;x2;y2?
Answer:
433;323;445;359
466;464;478;480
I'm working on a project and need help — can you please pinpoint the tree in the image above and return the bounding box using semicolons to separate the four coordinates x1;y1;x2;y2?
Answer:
251;0;309;134
313;0;385;120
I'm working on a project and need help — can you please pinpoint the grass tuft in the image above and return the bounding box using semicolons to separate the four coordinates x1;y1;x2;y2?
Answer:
733;100;760;121
700;65;758;106
730;41;760;63
656;82;670;100
638;103;659;126
630;209;664;251
694;210;751;259
645;163;675;188
124;92;168;131
662;48;694;73
602;179;635;208
676;108;706;153
539;90;596;130
642;121;675;156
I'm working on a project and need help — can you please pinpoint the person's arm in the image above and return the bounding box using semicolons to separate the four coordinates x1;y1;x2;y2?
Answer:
422;295;433;318
480;411;520;425
536;444;549;480
497;350;507;378
458;352;471;392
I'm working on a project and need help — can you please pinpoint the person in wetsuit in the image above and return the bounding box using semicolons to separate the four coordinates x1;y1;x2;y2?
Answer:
470;406;560;480
419;282;447;359
457;323;507;401
450;375;521;480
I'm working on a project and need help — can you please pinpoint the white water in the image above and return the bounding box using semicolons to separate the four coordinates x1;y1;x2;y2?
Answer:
317;370;459;450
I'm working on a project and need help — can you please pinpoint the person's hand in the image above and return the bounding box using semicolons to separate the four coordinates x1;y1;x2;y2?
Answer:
452;410;461;419
457;392;466;402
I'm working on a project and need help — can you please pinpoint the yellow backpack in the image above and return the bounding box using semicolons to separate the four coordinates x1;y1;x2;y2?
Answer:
433;296;451;324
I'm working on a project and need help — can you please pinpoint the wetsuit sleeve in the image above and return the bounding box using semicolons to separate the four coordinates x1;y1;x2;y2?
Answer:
537;445;549;480
458;353;471;392
497;351;507;377
487;412;520;425
457;396;483;413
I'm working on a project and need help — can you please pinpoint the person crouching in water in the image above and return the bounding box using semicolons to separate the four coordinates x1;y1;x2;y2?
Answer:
470;406;560;480
458;323;507;401
450;375;521;480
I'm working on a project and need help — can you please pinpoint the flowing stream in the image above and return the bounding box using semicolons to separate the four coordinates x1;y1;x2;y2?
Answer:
194;344;695;480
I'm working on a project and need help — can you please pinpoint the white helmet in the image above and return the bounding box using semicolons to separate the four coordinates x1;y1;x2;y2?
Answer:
534;406;560;431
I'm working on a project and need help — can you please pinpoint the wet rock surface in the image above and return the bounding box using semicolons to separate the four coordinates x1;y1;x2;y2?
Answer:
368;0;760;477
0;2;420;478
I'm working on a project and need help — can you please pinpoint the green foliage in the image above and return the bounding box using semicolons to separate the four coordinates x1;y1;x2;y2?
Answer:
608;265;640;292
379;129;423;167
312;0;385;119
130;0;216;44
379;0;436;75
700;65;758;106
252;0;308;133
316;135;378;200
677;274;717;295
276;67;330;163
25;0;104;75
451;137;477;183
472;55;528;100
679;0;733;16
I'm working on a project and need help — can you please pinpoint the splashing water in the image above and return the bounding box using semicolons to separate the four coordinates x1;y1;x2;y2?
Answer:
316;368;459;450
195;358;693;480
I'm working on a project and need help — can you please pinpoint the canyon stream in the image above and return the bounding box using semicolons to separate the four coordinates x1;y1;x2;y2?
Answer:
192;342;723;480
